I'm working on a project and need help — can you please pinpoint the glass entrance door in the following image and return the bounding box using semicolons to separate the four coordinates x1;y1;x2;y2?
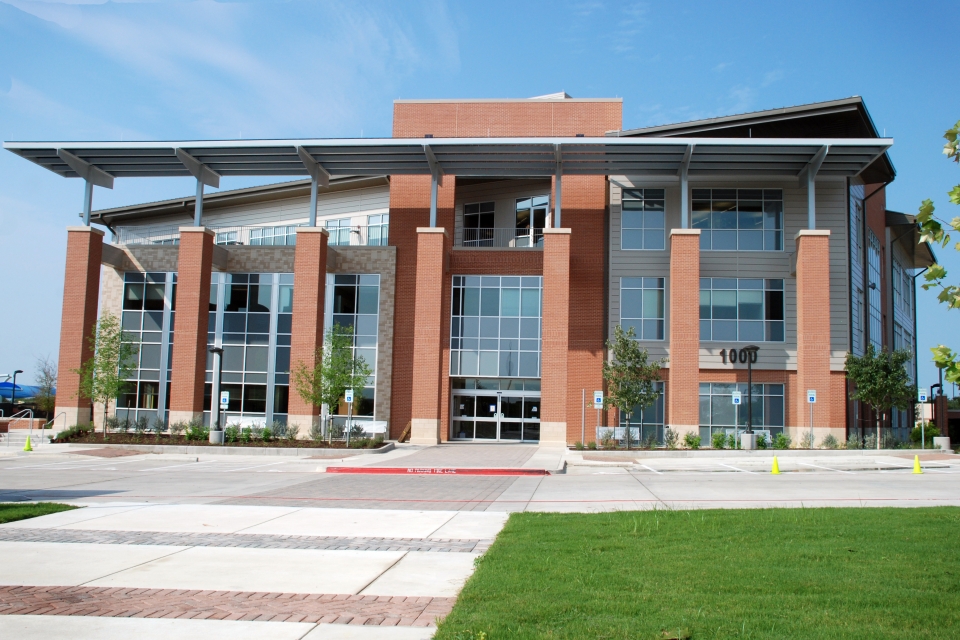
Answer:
452;392;541;442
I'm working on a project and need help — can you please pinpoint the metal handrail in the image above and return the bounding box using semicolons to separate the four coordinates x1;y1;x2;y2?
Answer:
455;227;545;248
5;409;34;447
114;223;390;247
43;411;67;443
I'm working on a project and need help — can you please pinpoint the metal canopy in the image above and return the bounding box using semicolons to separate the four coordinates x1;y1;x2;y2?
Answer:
4;137;891;181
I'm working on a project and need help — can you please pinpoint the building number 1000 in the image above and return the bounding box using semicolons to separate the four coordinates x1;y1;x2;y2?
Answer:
720;348;759;365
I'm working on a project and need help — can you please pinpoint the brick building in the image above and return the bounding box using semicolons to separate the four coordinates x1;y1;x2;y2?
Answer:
5;94;933;446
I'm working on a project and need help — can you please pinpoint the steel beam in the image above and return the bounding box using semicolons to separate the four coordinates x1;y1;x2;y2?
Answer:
678;144;694;229
423;144;444;187
297;146;331;187
799;145;829;229
57;149;115;188
175;148;221;188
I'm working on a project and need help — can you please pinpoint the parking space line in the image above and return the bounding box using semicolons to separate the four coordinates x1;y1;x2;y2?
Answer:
640;464;662;475
798;462;854;474
140;460;216;472
718;463;755;474
221;461;289;473
4;457;147;471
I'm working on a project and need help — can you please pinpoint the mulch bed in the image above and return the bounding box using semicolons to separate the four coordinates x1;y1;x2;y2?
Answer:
55;433;388;450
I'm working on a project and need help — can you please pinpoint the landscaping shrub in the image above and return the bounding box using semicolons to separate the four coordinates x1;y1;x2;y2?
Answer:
261;427;274;442
683;432;701;449
642;433;657;449
240;427;253;443
133;415;149;438
573;441;585;450
773;432;791;449
224;425;240;443
285;424;301;441
822;434;840;449
599;431;616;449
184;420;208;441
864;433;878;449
170;421;187;438
726;433;738;449
910;423;938;445
309;420;324;442
799;430;816;449
756;433;768;449
845;434;862;449
711;431;726;449
52;423;93;443
587;441;598;450
664;428;679;450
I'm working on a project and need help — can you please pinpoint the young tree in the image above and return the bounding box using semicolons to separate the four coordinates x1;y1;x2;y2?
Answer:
33;355;57;419
602;325;665;449
292;323;372;435
916;119;960;384
844;345;915;449
73;313;138;437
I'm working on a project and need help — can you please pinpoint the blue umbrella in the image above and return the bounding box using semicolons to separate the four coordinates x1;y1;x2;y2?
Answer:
0;382;42;401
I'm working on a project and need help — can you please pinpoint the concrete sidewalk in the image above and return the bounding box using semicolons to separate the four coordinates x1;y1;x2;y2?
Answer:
0;504;510;637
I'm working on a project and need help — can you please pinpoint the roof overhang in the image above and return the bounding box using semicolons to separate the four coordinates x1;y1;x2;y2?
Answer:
886;210;937;269
4;137;892;181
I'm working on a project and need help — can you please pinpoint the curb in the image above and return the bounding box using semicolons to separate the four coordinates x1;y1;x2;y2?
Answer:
569;448;954;458
325;466;550;476
56;441;396;457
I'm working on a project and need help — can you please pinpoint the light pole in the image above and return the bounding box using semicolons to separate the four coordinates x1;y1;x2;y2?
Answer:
11;369;23;408
208;347;224;435
742;346;759;434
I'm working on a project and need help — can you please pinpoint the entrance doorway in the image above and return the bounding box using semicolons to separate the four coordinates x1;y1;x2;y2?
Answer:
451;390;541;442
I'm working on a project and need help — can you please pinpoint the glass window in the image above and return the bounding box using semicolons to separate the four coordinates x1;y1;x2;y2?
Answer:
612;382;664;444
698;382;785;441
367;213;389;246
700;278;784;342
692;188;783;251
621;189;665;250
451;275;542;378
867;231;882;350
463;202;495;247
325;218;353;246
619;277;665;340
250;225;299;246
326;274;381;420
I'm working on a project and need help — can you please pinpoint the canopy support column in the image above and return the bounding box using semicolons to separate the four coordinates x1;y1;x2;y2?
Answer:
82;180;93;226
799;145;828;230
194;180;204;227
554;145;563;228
297;146;330;227
679;145;693;229
423;144;444;228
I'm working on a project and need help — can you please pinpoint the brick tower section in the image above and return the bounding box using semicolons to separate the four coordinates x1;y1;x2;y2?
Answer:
795;230;836;433
287;228;329;432
410;228;449;444
168;227;215;424
391;98;621;444
54;226;104;426
668;229;701;436
541;228;571;444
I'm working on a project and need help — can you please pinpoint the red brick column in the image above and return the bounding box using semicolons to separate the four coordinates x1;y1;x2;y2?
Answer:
54;227;104;426
410;227;448;444
169;227;215;425
668;229;701;437
287;228;329;432
541;228;571;444
795;230;837;436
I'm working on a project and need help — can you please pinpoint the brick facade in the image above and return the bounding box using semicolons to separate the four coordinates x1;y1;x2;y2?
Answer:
667;229;701;434
795;230;842;435
541;229;571;444
168;227;214;423
54;227;104;426
410;228;449;444
287;228;329;431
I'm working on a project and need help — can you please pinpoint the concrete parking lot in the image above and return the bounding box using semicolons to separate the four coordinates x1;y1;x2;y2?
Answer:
1;443;958;638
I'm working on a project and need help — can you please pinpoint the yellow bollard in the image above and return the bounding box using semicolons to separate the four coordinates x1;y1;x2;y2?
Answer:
23;436;33;452
913;455;923;475
771;455;780;475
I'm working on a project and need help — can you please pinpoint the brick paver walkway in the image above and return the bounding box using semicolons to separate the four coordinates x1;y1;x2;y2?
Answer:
0;528;491;553
372;444;538;468
0;586;453;626
67;448;145;458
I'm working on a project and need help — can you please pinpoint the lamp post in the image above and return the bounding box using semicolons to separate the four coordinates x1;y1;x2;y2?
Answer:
740;346;759;449
11;369;23;408
208;347;224;436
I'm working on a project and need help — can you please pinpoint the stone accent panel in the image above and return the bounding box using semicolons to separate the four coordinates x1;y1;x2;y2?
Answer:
225;246;295;273
54;227;104;426
169;228;215;422
668;229;701;434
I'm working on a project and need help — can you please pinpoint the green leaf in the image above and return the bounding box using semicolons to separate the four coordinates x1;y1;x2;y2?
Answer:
917;199;935;222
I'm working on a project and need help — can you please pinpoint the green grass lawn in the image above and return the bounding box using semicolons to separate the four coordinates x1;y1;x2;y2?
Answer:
0;502;78;524
436;508;960;639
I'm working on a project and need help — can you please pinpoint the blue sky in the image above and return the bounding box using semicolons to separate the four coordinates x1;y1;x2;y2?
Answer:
1;0;957;395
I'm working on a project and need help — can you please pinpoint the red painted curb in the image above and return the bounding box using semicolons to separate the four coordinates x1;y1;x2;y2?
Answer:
325;466;549;476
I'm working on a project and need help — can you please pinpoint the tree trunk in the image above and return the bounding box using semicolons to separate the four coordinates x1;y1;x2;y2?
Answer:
876;412;881;451
625;414;630;450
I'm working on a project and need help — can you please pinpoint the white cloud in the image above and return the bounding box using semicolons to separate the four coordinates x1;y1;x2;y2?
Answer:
762;69;784;87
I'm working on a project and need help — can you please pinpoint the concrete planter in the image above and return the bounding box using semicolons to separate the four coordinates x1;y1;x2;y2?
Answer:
740;433;757;450
933;437;952;452
209;430;224;445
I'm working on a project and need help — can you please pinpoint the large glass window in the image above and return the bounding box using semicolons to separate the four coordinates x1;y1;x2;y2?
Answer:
205;273;293;426
367;213;389;246
700;278;784;342
621;189;665;250
515;195;548;246
693;189;783;251
867;231;883;350
892;257;913;317
326;274;381;420
698;382;784;441
450;276;542;378
119;272;176;424
463;202;495;247
606;382;664;444
894;322;915;382
619;277;665;340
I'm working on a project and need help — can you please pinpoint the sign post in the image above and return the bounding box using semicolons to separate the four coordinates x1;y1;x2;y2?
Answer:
918;388;928;450
345;389;354;446
807;389;816;450
593;391;603;443
732;391;742;449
